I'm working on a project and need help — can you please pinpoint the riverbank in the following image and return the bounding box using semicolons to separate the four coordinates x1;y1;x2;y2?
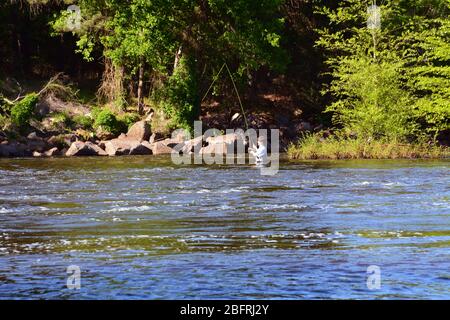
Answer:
288;134;449;160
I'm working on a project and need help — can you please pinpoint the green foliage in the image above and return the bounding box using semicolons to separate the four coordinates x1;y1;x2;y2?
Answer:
159;57;199;131
73;114;94;129
399;10;450;138
316;0;450;142
51;111;72;126
10;93;39;127
0;94;10;115
0;114;10;129
94;109;118;132
52;0;287;121
326;54;416;140
117;113;141;129
90;106;102;120
288;132;449;160
93;109;125;134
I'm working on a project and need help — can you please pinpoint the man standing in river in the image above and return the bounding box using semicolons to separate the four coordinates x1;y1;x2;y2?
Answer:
249;135;268;165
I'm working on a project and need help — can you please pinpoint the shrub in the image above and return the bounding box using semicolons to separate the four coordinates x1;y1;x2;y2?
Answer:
94;109;124;134
0;94;11;115
325;56;416;141
51;111;72;126
90;106;102;120
0;114;11;129
287;133;449;160
117;112;140;129
10;93;39;127
73;114;94;129
316;0;450;143
158;57;199;132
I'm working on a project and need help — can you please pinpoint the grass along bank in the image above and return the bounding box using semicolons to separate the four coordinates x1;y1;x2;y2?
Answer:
287;134;449;160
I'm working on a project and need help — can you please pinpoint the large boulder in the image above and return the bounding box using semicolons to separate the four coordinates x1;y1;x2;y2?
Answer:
104;138;152;156
44;147;59;157
95;127;116;141
25;132;49;153
200;133;246;155
66;141;107;156
0;142;29;157
199;142;230;155
126;120;151;141
129;143;152;155
150;141;175;155
104;139;135;156
0;141;32;157
180;135;204;154
47;134;77;149
26;139;48;153
205;133;243;145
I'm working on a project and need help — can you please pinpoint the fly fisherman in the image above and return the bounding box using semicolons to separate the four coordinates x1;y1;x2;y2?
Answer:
249;135;268;165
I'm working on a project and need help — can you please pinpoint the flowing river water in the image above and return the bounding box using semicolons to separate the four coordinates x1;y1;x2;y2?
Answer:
0;156;449;299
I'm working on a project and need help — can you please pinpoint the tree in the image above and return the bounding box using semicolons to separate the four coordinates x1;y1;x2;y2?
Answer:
395;0;450;139
315;0;450;141
53;0;288;125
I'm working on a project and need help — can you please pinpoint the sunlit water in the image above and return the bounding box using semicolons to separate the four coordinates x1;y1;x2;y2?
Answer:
0;156;449;299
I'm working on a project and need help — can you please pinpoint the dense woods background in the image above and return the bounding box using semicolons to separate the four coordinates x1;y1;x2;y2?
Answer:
0;0;449;153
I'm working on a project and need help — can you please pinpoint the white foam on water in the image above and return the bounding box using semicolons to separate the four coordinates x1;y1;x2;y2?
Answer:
196;189;211;194
0;207;13;213
262;203;308;210
104;205;152;213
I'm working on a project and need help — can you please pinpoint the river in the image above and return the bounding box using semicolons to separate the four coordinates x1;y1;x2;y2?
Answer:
0;156;449;299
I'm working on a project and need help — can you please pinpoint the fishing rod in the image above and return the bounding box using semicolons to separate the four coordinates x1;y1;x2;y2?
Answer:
201;62;249;131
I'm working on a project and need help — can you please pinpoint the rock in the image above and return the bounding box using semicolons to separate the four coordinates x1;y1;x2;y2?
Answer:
44;147;59;157
25;132;49;152
26;139;48;152
126;120;151;141
148;132;165;143
95;127;116;141
180;135;204;154
27;132;41;140
158;131;189;149
97;141;107;150
66;141;107;156
47;134;77;149
141;141;153;151
149;133;156;144
129;143;152;155
104;138;152;156
0;144;12;157
205;132;245;145
199;142;230;155
150;141;175;155
104;139;137;156
172;130;190;143
0;142;29;157
33;151;43;157
159;138;180;149
200;133;246;155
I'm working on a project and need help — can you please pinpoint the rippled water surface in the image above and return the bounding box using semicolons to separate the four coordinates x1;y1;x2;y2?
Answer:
0;156;449;299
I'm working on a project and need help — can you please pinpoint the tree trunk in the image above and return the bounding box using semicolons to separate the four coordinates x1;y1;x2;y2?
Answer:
173;45;182;72
137;59;144;115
